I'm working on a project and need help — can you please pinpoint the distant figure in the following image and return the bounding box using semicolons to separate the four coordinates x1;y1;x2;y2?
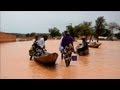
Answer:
89;39;98;46
61;31;75;67
76;36;89;55
88;40;101;48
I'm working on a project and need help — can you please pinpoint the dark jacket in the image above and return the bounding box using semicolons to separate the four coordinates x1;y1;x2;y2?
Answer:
61;35;74;48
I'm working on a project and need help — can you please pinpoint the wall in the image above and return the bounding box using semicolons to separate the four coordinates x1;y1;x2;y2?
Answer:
0;32;16;43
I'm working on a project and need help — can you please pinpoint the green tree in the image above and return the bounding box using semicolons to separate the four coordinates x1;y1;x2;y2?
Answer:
115;32;120;39
30;32;36;37
95;16;107;42
100;29;111;37
66;22;93;41
108;22;119;40
66;23;75;38
73;25;81;37
26;33;30;37
78;21;93;40
49;27;61;38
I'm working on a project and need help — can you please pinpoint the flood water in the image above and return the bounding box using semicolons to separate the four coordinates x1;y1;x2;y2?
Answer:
0;40;120;79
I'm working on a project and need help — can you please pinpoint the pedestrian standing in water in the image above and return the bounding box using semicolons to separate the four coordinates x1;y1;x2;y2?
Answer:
76;36;89;55
61;31;75;67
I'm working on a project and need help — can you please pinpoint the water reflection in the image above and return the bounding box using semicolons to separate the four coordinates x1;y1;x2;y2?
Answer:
29;60;58;79
80;56;89;65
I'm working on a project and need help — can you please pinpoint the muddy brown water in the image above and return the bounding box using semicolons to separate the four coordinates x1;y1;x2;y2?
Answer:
0;40;120;79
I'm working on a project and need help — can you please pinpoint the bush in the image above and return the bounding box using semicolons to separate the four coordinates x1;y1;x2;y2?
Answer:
115;32;120;39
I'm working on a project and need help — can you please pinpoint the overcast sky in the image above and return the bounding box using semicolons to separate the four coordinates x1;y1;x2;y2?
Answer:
1;11;120;33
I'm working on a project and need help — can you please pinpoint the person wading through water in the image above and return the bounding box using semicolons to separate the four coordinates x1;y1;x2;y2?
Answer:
61;31;75;67
76;36;89;55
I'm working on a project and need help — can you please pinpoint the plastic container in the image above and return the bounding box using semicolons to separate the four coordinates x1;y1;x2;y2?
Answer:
71;53;77;61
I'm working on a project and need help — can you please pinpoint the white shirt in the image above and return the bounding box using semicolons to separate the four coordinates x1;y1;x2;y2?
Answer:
36;38;45;48
59;36;64;51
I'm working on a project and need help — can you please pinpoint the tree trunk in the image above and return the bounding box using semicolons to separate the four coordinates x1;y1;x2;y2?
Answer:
89;34;93;43
97;36;99;42
96;29;99;42
111;29;113;41
85;35;88;41
96;34;99;42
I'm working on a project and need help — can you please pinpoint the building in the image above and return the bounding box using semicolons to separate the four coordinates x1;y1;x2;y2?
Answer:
0;32;16;43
